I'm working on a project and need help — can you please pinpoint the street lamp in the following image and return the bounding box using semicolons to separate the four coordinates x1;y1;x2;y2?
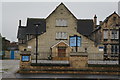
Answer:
34;23;40;64
75;35;78;52
118;28;120;66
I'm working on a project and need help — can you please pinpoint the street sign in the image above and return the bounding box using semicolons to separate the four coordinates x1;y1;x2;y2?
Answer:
99;46;104;51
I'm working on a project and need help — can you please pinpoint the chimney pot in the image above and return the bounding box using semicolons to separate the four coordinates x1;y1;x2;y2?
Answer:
19;20;21;26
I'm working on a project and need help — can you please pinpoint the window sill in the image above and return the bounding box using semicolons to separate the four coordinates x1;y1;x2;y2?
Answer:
56;26;67;27
55;39;67;40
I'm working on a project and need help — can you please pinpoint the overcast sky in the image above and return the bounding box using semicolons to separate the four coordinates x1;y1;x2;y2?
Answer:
1;1;119;42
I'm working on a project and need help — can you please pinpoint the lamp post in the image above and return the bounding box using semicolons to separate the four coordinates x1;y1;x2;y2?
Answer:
75;35;78;52
118;28;120;66
34;23;40;64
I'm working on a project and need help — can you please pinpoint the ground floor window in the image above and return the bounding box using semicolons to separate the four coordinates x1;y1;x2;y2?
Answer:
111;44;119;58
103;44;119;60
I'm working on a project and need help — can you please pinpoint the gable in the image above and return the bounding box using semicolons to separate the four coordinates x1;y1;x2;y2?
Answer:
51;40;72;48
46;3;77;20
104;12;120;23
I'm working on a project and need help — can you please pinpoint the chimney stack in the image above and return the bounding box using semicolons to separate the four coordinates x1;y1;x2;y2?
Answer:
94;15;97;29
99;21;102;25
19;20;21;26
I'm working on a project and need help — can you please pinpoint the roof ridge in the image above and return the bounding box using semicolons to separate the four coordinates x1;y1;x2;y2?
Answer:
78;19;93;20
46;2;77;20
27;18;45;19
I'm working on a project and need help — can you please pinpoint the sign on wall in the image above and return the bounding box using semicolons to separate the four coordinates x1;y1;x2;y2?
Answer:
22;56;30;61
70;36;81;47
99;46;104;51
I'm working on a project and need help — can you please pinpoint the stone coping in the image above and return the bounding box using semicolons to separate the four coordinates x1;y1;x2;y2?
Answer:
70;52;88;56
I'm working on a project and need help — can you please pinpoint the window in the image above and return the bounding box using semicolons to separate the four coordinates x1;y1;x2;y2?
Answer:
111;45;119;58
113;17;116;21
56;19;67;26
103;30;108;39
56;32;67;39
111;45;119;53
111;30;119;39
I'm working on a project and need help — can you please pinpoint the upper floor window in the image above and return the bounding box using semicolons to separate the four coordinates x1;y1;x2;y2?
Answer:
113;17;117;21
103;30;108;39
56;19;67;27
56;32;67;39
111;30;119;39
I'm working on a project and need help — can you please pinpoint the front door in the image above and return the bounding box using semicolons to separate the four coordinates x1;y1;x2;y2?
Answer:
58;47;66;57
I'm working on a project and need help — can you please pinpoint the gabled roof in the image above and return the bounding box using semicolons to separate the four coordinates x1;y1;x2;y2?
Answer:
46;2;77;20
17;3;94;41
26;18;46;35
103;11;120;23
51;40;72;48
77;19;94;36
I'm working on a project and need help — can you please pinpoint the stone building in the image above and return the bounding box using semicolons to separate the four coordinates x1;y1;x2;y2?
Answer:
91;12;120;60
17;3;103;61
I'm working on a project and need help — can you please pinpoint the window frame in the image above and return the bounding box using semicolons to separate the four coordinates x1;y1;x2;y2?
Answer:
56;19;67;27
111;30;119;40
103;30;108;39
56;32;68;40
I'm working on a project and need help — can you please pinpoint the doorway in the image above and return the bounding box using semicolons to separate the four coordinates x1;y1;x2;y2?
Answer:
58;47;66;57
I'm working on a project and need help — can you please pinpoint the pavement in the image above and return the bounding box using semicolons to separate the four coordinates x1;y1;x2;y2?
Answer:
0;60;20;79
0;60;120;80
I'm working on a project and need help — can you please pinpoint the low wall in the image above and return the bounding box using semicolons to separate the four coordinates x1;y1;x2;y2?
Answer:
70;56;88;68
88;60;118;65
88;53;103;60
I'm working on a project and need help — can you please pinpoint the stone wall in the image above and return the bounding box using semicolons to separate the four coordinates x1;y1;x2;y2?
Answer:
70;56;88;68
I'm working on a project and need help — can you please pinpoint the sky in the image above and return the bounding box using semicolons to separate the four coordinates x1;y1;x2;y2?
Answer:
1;1;120;42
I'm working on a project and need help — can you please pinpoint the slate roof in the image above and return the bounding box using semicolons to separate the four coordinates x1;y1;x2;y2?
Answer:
17;18;46;40
17;26;26;40
77;19;94;36
26;18;46;34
